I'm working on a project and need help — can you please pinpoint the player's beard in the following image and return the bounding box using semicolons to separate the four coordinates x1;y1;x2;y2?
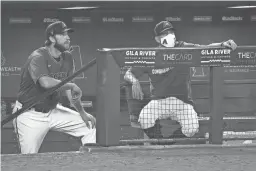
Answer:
54;40;69;53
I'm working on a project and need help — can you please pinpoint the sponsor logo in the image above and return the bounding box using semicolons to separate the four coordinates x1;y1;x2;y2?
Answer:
9;17;32;24
200;49;231;66
193;16;212;22
132;16;154;22
238;52;256;59
251;15;256;21
102;17;124;22
165;16;182;22
72;17;91;23
163;53;193;61
1;51;22;76
43;18;59;23
125;50;156;56
224;65;255;73
201;49;231;55
201;59;231;63
124;50;156;65
222;16;243;21
224;65;256;68
226;68;250;73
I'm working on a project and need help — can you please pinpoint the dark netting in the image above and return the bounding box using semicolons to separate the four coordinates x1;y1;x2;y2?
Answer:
120;74;206;145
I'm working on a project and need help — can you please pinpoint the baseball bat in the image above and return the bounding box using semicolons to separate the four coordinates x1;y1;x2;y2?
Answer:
1;58;97;127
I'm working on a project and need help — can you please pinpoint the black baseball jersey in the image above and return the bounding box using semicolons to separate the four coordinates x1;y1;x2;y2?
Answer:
130;41;198;104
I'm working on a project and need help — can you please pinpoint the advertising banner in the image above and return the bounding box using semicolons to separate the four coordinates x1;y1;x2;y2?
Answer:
1;51;22;77
107;46;256;68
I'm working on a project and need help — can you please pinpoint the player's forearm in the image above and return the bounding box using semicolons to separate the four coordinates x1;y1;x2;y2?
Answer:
197;42;225;48
206;42;225;47
65;90;85;113
124;70;139;84
72;98;86;113
184;41;225;48
38;76;75;91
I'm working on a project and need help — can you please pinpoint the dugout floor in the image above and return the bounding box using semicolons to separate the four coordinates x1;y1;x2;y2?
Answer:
2;146;256;171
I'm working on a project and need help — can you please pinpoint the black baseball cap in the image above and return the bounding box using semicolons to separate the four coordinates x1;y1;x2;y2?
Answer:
45;21;74;38
154;21;175;36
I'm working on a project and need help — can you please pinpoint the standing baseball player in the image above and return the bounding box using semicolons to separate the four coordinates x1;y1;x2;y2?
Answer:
124;20;237;139
12;21;96;154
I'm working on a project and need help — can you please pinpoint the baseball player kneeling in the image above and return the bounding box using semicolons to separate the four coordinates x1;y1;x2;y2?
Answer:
124;20;237;139
12;21;96;154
